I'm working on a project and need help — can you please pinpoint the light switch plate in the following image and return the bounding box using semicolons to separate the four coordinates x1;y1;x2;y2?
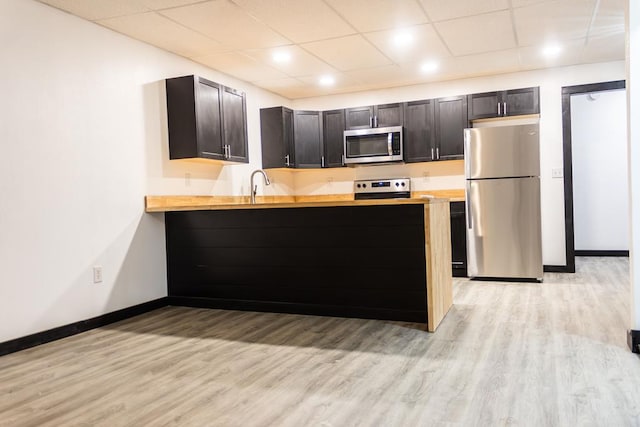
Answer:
551;168;563;178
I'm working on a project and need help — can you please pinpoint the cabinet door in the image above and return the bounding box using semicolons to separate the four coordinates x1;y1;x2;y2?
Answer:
322;109;346;168
345;106;374;129
283;108;294;167
194;77;224;158
468;91;500;120
221;86;248;163
260;107;293;169
450;201;467;277
504;87;539;116
435;95;468;160
374;103;403;128
293;110;323;168
403;99;435;163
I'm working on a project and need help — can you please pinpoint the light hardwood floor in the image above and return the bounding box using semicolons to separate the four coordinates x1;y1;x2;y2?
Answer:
1;257;639;426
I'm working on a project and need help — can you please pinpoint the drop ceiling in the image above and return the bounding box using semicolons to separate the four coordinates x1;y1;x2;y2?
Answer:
37;0;626;99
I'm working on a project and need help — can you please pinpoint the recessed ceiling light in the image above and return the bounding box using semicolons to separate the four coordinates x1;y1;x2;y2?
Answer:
394;31;413;47
272;51;291;63
319;75;335;86
542;43;562;57
420;61;439;74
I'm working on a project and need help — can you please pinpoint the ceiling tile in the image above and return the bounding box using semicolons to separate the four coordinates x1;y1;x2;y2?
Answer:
99;12;228;58
345;64;425;88
439;49;521;78
39;0;149;21
297;73;368;96
300;35;392;71
511;0;554;7
418;0;509;22
231;0;356;43
324;0;428;33
160;0;291;49
139;0;205;9
513;0;597;47
243;46;337;78
589;0;625;39
518;37;585;69
582;32;625;63
435;10;517;56
364;24;451;64
195;51;289;82
252;78;320;99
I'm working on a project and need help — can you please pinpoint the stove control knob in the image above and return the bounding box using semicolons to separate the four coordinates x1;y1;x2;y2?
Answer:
356;183;361;188
395;182;400;187
362;183;367;188
401;182;406;187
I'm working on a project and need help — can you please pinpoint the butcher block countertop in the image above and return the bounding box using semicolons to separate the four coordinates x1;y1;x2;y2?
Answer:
145;189;465;213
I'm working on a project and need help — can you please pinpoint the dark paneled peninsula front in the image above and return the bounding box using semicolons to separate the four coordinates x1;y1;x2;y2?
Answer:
156;198;453;331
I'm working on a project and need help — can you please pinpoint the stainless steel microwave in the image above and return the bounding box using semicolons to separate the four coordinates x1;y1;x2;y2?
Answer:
343;126;403;165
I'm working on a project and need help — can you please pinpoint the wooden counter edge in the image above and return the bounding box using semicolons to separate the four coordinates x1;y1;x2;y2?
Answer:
146;195;451;212
424;202;454;332
145;190;465;212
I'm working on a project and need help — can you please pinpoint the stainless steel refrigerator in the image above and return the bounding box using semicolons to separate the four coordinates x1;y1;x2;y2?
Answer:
464;124;543;281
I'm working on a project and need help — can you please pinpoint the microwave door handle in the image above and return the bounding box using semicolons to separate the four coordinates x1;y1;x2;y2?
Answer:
387;132;393;155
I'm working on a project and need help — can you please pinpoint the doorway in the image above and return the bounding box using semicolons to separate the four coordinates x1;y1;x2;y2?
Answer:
561;80;627;272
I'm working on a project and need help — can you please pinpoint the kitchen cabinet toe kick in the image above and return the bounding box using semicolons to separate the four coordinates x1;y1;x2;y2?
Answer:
161;201;453;332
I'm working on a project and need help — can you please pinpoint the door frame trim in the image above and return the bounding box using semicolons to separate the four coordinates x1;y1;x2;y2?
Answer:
561;80;626;273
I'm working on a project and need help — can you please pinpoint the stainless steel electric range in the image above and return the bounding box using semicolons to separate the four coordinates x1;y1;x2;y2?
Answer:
353;178;411;200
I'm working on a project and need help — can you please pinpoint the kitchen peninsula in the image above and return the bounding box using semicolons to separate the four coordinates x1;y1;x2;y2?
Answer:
146;196;453;331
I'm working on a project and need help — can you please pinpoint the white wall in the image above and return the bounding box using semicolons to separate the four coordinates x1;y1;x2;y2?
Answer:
293;62;626;266
571;89;628;251
0;0;289;343
627;0;640;330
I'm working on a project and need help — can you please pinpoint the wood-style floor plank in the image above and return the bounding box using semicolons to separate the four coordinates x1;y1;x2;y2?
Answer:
2;257;639;426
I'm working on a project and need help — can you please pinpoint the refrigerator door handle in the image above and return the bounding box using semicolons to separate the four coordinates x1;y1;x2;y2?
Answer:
466;189;473;229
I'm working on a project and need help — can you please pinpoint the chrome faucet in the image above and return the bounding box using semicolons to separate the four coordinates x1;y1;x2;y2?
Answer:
250;169;271;204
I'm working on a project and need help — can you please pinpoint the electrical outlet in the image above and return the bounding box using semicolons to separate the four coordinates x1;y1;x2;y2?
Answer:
93;266;103;283
551;168;563;178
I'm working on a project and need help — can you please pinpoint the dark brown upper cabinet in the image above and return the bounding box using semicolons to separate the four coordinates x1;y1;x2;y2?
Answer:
468;87;540;120
165;75;248;163
260;106;294;169
322;109;346;168
293;110;323;169
221;86;248;163
345;103;403;129
261;108;344;169
403;99;436;163
434;95;468;161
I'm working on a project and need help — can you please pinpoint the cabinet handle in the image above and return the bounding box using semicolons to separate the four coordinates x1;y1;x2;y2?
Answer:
498;102;501;115
285;154;290;167
436;147;439;159
321;156;325;168
226;144;230;159
503;102;507;116
374;116;378;127
369;116;373;128
342;154;345;166
431;147;435;160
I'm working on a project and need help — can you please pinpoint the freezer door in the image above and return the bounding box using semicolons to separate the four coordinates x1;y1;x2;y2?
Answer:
464;124;540;179
466;177;543;280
